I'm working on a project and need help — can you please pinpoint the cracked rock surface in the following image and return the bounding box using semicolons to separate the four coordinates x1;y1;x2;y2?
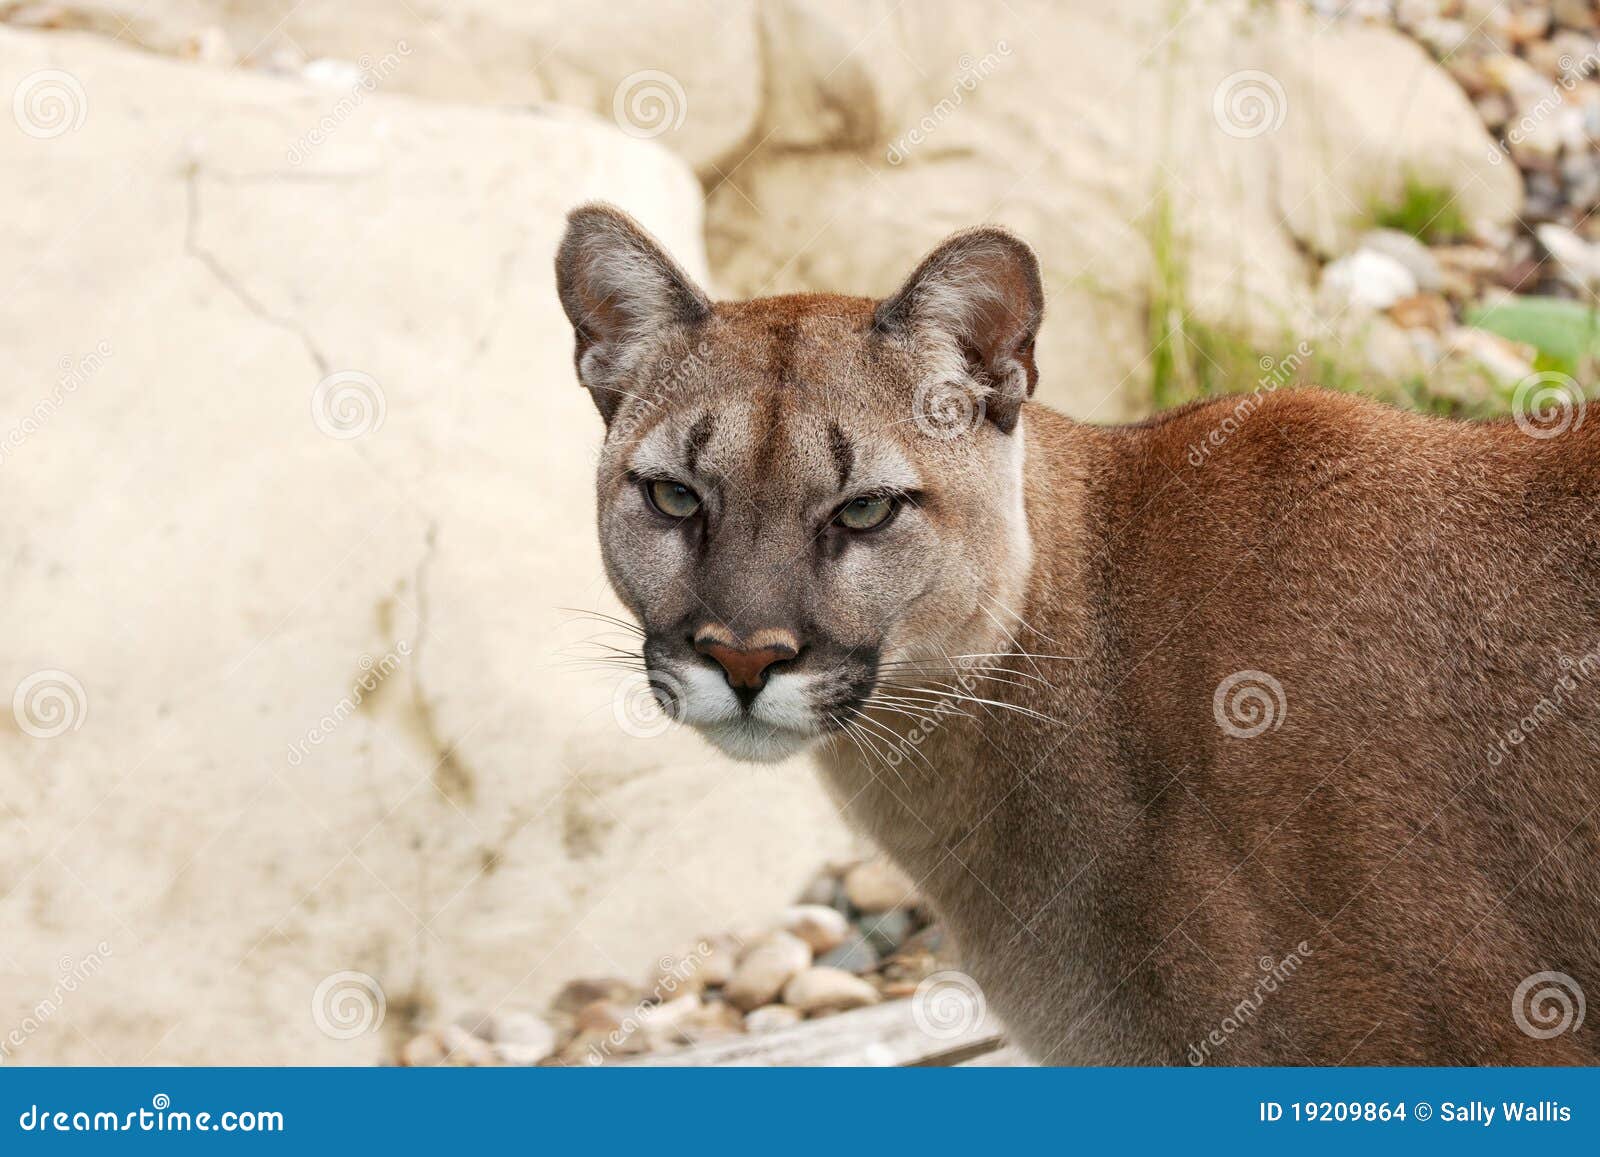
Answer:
0;25;855;1064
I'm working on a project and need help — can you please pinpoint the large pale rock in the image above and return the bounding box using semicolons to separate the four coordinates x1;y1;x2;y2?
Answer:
0;26;853;1064
4;0;762;174
707;0;1520;420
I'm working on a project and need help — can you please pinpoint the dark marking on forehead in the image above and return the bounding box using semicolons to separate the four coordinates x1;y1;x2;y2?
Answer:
827;423;854;491
684;412;716;477
752;388;786;481
769;321;800;388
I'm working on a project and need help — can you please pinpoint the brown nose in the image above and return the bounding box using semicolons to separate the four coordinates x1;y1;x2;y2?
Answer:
693;627;799;692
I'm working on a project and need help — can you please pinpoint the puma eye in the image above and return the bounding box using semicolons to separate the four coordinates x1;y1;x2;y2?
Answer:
645;479;701;519
835;494;897;532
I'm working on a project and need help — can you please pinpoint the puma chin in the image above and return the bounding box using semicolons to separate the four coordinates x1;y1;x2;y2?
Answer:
556;204;1039;766
644;636;882;763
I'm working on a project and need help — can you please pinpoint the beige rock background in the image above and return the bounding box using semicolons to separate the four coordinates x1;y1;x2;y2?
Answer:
0;0;1523;1062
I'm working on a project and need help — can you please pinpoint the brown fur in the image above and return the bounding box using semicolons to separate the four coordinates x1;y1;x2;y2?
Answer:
831;392;1600;1064
556;204;1600;1064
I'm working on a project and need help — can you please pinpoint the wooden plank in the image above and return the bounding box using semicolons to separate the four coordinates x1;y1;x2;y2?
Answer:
613;999;1006;1067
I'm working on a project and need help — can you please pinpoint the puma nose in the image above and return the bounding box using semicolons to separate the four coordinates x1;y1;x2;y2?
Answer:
693;627;800;698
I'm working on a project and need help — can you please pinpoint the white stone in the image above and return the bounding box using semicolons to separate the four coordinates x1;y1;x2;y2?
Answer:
781;966;882;1014
725;932;813;1011
1444;328;1537;384
1537;223;1600;294
488;1012;558;1066
844;859;918;914
1319;251;1420;313
1358;229;1443;292
779;904;851;953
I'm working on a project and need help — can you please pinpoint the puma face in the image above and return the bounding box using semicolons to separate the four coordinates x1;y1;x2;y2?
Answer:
555;205;1044;762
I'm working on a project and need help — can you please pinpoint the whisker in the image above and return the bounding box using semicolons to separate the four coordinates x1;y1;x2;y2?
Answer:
558;608;646;636
839;717;914;793
980;593;1065;648
856;711;936;774
873;680;1067;727
874;663;1053;690
862;692;975;721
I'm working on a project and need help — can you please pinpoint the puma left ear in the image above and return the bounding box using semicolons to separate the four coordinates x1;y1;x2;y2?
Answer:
555;203;712;422
873;227;1044;434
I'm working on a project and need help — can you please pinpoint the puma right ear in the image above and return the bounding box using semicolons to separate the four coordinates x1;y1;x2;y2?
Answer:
874;227;1044;434
555;203;712;422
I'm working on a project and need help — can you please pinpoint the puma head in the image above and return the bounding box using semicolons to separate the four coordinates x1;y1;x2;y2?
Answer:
556;203;1043;762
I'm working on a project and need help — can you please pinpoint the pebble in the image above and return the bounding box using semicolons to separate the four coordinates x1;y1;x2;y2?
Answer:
780;904;851;953
651;949;709;998
724;931;812;1010
797;868;841;907
1554;0;1598;32
1538;221;1600;291
1318;251;1418;312
488;1011;557;1065
861;908;917;956
1388;292;1454;331
817;934;881;975
550;977;638;1016
400;1031;446;1067
744;1004;804;1033
881;948;942;987
681;1000;744;1043
575;999;632;1034
449;1009;494;1039
560;1027;646;1066
843;859;918;914
637;993;702;1051
1444;327;1537;383
699;934;740;987
781;967;882;1014
1358;228;1444;291
438;1024;497;1066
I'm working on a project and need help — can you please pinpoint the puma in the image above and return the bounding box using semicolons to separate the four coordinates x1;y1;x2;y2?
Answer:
555;203;1600;1064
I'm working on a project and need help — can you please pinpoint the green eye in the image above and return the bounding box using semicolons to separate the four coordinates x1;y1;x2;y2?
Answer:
835;494;896;532
646;479;701;518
